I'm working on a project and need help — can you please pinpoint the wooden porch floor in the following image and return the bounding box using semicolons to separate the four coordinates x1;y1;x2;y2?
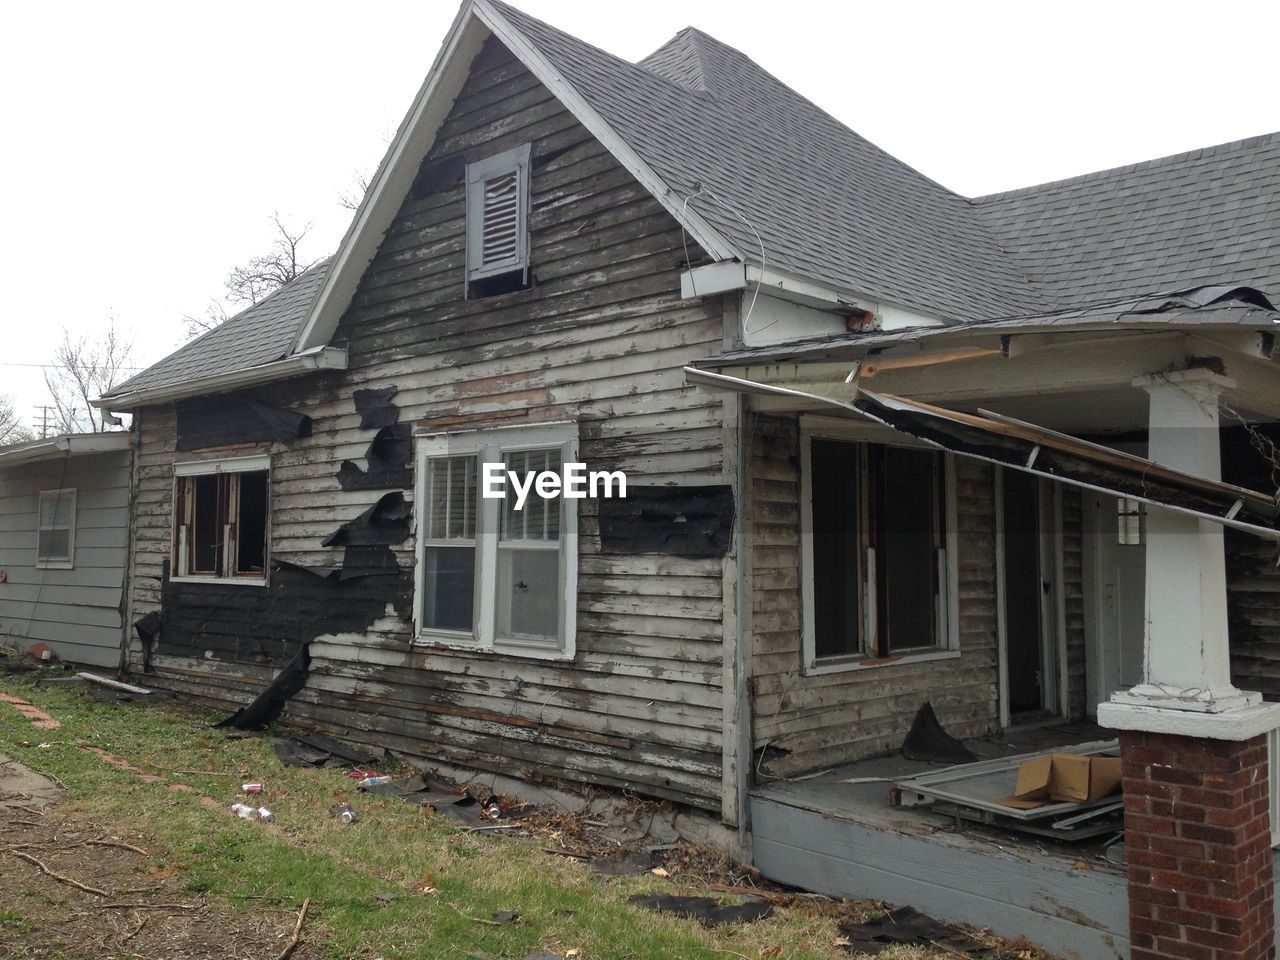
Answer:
750;722;1130;960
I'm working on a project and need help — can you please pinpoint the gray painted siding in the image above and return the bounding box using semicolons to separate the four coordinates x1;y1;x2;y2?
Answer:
0;450;131;667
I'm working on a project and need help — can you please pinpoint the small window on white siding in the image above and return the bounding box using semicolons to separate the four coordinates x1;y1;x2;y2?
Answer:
36;489;76;569
465;143;532;297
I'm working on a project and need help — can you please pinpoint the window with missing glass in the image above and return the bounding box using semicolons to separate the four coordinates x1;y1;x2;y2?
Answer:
801;429;957;670
36;488;76;568
414;423;577;659
172;456;270;583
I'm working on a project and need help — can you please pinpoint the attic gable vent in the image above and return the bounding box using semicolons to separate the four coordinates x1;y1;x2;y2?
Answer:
465;143;532;297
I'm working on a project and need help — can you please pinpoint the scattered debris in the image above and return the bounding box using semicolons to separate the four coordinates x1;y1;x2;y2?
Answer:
276;896;310;960
836;906;978;956
5;848;109;898
270;731;382;768
628;893;773;926
332;804;358;824
76;672;153;696
901;702;976;764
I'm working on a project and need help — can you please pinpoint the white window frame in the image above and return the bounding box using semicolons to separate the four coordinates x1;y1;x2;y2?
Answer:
413;422;578;661
465;142;532;291
798;415;960;675
171;454;271;587
36;488;77;570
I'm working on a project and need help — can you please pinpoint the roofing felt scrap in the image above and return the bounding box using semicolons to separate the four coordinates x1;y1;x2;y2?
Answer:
175;396;312;450
337;424;413;491
836;906;978;956
352;386;400;429
901;702;977;764
214;643;310;730
627;894;773;926
321;492;413;547
597;485;735;557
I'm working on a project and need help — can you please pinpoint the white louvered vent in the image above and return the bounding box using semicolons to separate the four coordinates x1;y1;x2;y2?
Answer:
481;173;520;266
465;143;531;294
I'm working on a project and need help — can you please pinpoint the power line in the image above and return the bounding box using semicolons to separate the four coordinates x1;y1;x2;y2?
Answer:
0;361;149;370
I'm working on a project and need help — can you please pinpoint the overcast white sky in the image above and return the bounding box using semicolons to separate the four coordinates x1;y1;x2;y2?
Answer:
4;0;1278;430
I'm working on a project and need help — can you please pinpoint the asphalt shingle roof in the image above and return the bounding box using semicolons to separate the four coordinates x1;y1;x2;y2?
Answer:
114;3;1280;397
103;260;330;400
974;133;1280;312
490;1;1047;323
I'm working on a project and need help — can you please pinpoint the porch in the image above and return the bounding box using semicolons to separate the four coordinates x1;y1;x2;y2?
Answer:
750;722;1280;960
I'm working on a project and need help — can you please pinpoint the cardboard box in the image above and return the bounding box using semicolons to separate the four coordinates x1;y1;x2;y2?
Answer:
997;752;1122;809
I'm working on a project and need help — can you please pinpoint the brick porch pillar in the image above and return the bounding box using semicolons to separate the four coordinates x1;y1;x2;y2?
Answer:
1098;368;1280;960
1122;731;1274;960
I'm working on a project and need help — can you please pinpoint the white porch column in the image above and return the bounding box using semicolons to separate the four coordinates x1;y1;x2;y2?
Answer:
1099;367;1279;734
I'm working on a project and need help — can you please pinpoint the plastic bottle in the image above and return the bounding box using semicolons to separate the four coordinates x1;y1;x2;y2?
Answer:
230;803;256;820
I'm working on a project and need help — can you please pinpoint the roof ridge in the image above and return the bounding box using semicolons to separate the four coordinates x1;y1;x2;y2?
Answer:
973;130;1280;204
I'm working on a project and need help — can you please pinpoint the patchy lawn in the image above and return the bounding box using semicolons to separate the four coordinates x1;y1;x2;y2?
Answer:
0;673;1013;960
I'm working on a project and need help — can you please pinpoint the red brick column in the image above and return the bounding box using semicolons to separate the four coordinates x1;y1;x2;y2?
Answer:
1121;730;1275;960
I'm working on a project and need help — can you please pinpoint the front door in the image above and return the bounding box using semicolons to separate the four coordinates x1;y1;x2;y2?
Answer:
999;470;1059;723
1091;494;1147;701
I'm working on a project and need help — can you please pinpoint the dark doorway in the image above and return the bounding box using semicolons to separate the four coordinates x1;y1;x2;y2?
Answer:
1002;470;1044;716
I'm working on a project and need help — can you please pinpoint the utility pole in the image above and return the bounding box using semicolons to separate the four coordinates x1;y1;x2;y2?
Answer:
32;405;54;439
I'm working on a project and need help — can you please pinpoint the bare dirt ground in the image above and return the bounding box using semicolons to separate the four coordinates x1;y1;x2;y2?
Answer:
0;754;319;960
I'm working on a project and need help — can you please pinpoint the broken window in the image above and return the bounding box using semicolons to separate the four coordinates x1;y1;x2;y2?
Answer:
465;143;532;298
803;435;952;667
414;424;577;658
173;456;270;582
36;488;76;568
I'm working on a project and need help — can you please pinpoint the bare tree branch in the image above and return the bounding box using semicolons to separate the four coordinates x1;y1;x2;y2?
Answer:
43;320;135;435
224;214;319;309
338;170;372;212
0;395;33;445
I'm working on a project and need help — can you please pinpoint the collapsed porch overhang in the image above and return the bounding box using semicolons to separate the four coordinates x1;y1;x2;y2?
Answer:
685;365;1280;541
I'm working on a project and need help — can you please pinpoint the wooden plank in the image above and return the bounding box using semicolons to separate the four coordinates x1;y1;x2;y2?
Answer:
750;796;1128;960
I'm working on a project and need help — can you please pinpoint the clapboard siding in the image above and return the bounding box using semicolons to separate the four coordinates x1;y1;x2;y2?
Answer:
0;450;130;668
746;414;1000;776
124;38;731;810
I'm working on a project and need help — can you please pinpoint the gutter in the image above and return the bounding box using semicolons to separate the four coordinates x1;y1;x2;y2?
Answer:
0;431;132;468
93;346;349;411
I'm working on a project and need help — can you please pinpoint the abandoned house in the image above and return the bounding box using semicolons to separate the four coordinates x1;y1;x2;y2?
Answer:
0;432;132;669
93;3;1280;959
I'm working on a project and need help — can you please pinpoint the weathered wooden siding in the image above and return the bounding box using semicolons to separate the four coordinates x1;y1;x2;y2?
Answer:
124;38;731;811
745;414;1001;777
1223;426;1280;700
0;450;131;667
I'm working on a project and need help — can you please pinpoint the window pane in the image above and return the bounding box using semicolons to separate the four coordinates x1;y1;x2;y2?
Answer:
496;546;559;641
39;493;72;528
38;528;70;561
422;545;475;632
236;471;269;574
191;474;220;573
501;448;561;542
426;456;477;540
810;439;861;658
876;447;941;653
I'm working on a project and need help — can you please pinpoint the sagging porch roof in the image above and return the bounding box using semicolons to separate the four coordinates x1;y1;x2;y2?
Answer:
685;367;1280;541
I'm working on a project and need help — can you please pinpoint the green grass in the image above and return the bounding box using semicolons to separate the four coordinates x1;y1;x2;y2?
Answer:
0;675;870;960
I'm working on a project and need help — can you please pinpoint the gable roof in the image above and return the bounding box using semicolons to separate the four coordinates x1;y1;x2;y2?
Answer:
109;0;1280;406
483;2;1047;323
100;260;334;405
